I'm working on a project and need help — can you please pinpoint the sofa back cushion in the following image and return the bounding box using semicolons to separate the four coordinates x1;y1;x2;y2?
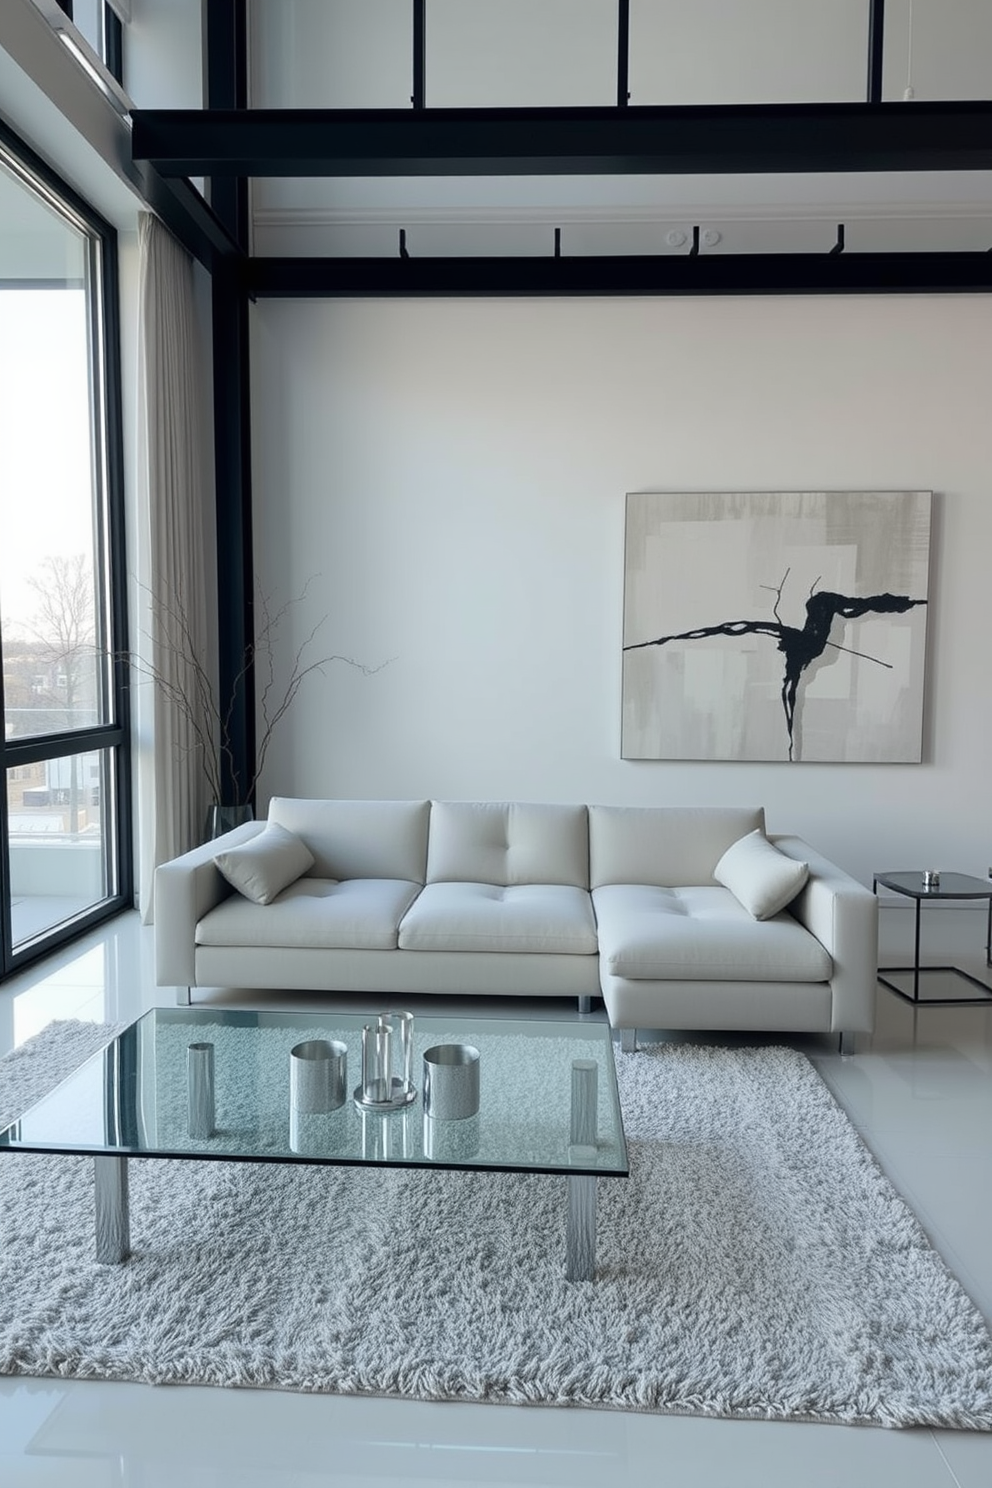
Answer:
588;805;766;889
267;798;431;883
426;801;589;888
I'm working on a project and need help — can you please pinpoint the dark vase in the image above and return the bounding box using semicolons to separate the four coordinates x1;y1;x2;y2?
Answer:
204;803;254;841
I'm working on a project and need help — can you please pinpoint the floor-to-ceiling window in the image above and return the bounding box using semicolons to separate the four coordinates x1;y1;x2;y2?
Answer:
0;125;131;976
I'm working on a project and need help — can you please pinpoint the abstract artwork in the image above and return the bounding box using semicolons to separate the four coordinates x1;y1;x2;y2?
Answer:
621;491;932;763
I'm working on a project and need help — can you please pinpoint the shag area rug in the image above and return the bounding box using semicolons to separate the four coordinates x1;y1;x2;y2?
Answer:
1;1019;991;1430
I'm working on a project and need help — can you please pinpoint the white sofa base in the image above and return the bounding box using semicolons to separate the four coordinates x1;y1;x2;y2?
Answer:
600;977;834;1033
190;945;601;1000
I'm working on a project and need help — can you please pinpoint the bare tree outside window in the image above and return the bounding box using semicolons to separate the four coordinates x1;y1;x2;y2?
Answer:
25;554;100;729
4;554;102;834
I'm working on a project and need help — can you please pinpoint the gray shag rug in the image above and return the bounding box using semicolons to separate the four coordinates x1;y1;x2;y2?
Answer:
1;1018;991;1430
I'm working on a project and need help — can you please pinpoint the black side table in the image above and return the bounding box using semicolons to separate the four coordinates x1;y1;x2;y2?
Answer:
873;871;992;1005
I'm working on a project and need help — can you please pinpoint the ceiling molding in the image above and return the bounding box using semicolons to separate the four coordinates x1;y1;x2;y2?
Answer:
251;202;992;229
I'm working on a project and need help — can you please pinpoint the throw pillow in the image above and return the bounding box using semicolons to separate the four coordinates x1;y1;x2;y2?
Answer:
714;829;809;920
214;823;315;905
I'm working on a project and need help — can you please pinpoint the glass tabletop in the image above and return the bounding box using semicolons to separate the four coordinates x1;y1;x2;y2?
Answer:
0;1008;628;1178
874;871;992;899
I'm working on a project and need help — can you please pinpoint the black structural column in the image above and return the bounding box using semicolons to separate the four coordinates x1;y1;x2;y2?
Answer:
204;0;255;808
867;0;886;104
617;0;630;107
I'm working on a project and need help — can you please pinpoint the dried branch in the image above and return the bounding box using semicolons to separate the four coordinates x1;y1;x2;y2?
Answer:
124;575;387;808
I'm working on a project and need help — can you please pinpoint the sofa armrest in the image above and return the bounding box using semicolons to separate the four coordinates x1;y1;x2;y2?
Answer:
154;822;266;986
770;835;878;1033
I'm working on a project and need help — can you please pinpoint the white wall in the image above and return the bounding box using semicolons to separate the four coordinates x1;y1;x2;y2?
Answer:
125;0;203;110
248;0;992;108
249;292;992;892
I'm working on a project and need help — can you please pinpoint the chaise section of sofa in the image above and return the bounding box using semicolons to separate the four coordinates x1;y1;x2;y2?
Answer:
588;805;877;1044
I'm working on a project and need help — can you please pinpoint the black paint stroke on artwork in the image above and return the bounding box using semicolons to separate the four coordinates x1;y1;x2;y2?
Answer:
625;570;928;760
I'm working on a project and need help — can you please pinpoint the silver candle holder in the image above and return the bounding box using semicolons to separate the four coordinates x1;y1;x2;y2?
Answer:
353;1011;417;1112
423;1043;480;1121
290;1038;347;1114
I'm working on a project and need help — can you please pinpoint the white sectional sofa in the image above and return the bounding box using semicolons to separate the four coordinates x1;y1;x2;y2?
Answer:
154;798;878;1047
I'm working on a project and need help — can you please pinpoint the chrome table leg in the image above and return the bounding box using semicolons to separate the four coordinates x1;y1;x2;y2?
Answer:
94;1155;129;1263
566;1175;596;1282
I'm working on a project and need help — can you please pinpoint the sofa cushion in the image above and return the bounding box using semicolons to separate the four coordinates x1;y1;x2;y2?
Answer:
426;801;589;888
592;884;832;981
588;805;765;889
196;878;422;951
267;798;430;883
213;824;314;905
399;883;598;954
714;829;809;920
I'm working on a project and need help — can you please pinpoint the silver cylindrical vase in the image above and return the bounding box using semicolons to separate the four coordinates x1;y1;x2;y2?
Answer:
187;1042;215;1139
423;1043;481;1121
290;1039;347;1113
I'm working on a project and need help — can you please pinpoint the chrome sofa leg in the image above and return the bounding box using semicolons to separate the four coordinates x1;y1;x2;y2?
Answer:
620;1027;637;1054
577;995;593;1015
838;1030;856;1056
177;985;192;1007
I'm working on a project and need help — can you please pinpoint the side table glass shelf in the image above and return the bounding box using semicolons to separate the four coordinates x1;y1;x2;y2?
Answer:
873;871;992;1005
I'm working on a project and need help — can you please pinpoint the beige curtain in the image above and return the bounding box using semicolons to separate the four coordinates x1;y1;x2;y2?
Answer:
135;212;212;920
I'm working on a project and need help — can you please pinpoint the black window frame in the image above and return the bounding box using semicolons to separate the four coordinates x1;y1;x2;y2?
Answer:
55;1;125;85
0;119;133;980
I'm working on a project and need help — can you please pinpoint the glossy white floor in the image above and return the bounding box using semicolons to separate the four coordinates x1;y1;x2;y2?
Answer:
1;912;991;1488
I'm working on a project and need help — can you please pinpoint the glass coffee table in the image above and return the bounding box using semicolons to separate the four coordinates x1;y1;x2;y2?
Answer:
0;1007;628;1282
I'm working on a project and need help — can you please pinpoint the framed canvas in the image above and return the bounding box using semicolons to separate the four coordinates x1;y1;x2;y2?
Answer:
621;490;932;763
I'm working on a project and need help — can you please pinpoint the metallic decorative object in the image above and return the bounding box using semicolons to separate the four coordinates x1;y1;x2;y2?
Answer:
187;1041;215;1138
354;1012;416;1111
290;1039;347;1113
423;1043;481;1121
923;870;941;890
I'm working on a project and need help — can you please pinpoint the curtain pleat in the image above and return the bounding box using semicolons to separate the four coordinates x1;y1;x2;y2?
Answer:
135;213;212;921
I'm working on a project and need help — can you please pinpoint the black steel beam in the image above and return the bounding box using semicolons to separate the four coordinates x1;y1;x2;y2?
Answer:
211;265;255;809
131;101;992;178
412;0;426;110
203;0;255;811
247;251;992;298
204;0;249;245
617;0;630;108
867;0;886;104
139;167;244;273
